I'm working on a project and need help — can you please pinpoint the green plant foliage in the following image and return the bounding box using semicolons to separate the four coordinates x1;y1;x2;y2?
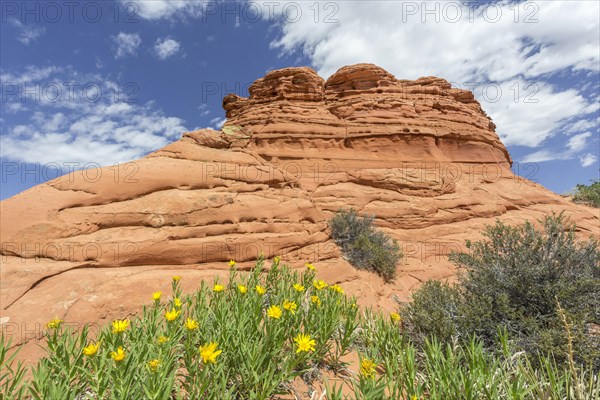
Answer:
571;180;600;208
329;208;401;281
402;280;463;345
0;334;27;400
403;213;600;372
2;258;599;399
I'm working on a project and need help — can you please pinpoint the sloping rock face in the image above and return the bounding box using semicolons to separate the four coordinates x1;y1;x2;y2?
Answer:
1;64;598;363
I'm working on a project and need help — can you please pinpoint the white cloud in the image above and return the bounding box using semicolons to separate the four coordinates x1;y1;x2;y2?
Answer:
209;116;226;129
0;65;60;84
521;150;566;163
0;66;187;165
488;81;591;147
112;32;142;59
261;0;599;150
521;129;597;164
154;37;181;60
123;0;206;20
567;132;592;152
198;104;210;117
9;18;45;45
5;103;27;114
565;118;599;135
580;153;598;167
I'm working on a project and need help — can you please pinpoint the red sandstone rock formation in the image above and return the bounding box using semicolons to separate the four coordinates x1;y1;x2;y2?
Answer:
1;64;597;364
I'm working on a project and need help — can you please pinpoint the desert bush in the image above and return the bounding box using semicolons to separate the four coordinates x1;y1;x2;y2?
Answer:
572;180;600;207
403;213;600;371
402;280;463;345
2;257;598;399
329;208;401;281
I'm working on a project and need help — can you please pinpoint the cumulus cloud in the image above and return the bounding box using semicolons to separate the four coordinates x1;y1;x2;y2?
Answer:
579;153;598;167
120;1;599;158
209;116;227;129
9;18;45;45
198;104;211;117
567;132;592;152
0;66;187;165
154;37;181;60
0;65;60;84
521;131;597;164
112;32;142;59
521;150;567;163
261;1;599;151
124;0;206;20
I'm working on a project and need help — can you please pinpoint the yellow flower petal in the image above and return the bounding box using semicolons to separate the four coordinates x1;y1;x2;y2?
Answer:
199;342;221;364
111;319;129;334
255;285;266;295
82;341;100;357
294;333;316;353
165;308;181;322
267;305;282;319
110;346;126;362
185;317;198;331
213;283;225;292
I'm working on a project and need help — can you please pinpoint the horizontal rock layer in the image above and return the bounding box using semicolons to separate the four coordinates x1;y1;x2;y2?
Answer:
1;64;597;366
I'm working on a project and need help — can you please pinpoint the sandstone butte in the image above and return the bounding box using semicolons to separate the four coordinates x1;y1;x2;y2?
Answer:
1;64;598;365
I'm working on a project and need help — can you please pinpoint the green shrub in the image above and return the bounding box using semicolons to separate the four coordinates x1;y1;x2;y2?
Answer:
572;180;600;207
329;208;401;281
402;280;463;345
403;213;600;370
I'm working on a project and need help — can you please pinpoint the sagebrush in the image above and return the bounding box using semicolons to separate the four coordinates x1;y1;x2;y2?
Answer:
329;208;401;281
571;180;600;208
403;213;600;371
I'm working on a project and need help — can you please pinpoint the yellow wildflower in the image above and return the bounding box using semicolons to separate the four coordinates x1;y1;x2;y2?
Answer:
199;342;222;364
411;396;418;400
147;359;160;372
157;335;169;344
228;259;236;268
165;308;180;322
82;341;100;357
185;317;198;331
313;279;327;290
294;333;316;353
293;283;305;292
152;291;162;301
255;285;266;295
111;319;129;334
283;300;297;315
360;358;377;379
174;297;182;308
172;276;181;282
110;346;126;362
267;305;282;319
273;255;281;264
45;318;63;329
310;295;321;307
330;284;344;294
213;283;225;293
237;284;247;294
390;312;402;323
305;262;316;271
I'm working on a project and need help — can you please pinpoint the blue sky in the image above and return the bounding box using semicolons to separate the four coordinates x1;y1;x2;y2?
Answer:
1;0;598;199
